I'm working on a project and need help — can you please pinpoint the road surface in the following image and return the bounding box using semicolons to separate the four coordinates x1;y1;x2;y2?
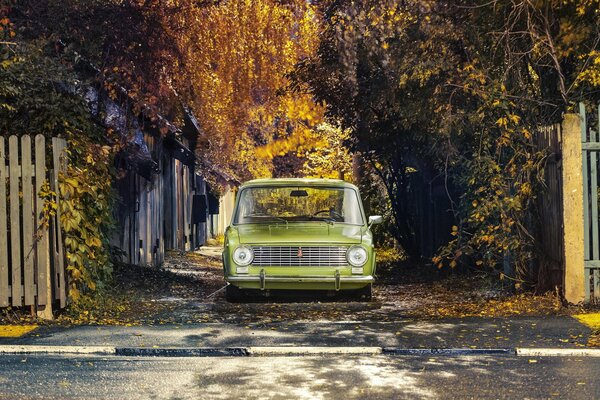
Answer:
1;353;599;399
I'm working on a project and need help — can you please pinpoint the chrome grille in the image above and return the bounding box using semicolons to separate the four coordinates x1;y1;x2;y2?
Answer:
251;246;349;267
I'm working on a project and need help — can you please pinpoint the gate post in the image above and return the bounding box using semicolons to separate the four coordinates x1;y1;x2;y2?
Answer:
562;113;586;303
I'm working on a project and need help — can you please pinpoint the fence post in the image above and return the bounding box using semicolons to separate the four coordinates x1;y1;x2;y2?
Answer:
8;136;22;306
51;137;67;308
562;113;586;303
0;137;8;307
35;135;52;319
21;135;35;306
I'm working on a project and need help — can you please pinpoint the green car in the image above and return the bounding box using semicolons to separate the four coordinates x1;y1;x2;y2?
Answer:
223;178;382;301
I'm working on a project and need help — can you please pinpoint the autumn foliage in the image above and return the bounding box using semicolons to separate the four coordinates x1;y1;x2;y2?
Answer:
177;0;326;181
4;0;600;299
297;0;600;288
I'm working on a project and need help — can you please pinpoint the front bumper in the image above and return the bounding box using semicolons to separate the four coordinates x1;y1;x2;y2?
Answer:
226;271;373;291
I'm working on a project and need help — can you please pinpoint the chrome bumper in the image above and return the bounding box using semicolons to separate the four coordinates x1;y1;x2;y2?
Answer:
226;271;373;291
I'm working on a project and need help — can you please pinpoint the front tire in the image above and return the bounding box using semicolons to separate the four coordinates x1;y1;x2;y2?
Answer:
225;284;244;302
356;284;372;301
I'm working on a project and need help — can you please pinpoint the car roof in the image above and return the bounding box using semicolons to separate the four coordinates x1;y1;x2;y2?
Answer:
240;178;358;190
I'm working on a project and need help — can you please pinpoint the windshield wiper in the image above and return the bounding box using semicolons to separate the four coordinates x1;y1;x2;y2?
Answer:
246;214;288;226
300;215;336;225
269;216;288;225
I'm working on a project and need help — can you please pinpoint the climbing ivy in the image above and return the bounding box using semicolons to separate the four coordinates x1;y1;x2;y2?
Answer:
1;17;117;304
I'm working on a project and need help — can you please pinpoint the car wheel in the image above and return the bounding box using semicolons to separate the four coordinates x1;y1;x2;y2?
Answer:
225;284;244;302
356;284;372;301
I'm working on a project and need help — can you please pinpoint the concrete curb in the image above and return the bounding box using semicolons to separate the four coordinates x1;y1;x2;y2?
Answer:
0;345;513;357
248;346;383;356
0;345;116;355
383;348;513;356
116;347;250;357
1;345;598;357
517;348;600;357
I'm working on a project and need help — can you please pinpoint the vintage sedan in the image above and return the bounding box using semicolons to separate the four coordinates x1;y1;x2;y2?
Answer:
223;178;382;301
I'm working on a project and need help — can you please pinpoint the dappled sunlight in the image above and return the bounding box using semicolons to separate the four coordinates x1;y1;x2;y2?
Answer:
193;356;437;400
401;322;463;336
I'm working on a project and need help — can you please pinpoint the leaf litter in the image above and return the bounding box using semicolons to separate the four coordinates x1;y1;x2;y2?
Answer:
2;247;599;329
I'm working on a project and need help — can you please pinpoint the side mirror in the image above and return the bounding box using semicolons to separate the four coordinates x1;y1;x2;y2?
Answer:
368;215;383;226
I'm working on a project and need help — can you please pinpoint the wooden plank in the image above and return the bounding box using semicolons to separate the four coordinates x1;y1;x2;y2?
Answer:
35;135;50;310
134;174;140;265
138;180;146;264
581;142;600;151
594;269;600;302
581;103;588;143
1;167;39;177
175;160;182;249
148;183;154;266
8;136;22;306
0;137;8;307
585;268;591;302
128;174;136;264
145;185;151;265
157;159;164;266
8;136;23;306
52;137;67;308
183;165;191;251
581;103;590;262
169;158;177;248
591;128;599;262
150;178;156;266
584;260;600;267
21;135;35;305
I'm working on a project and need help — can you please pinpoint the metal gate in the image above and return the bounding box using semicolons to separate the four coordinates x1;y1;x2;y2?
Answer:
580;103;600;302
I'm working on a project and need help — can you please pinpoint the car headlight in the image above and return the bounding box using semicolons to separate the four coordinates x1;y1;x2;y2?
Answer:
347;245;368;267
233;246;254;266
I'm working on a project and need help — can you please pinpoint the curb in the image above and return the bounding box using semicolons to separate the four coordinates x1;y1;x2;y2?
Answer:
248;346;382;356
0;345;598;357
517;348;600;357
116;347;250;357
0;345;116;355
382;348;513;356
0;345;513;357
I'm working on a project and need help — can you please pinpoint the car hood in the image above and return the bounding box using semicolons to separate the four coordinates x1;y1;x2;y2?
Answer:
235;223;364;244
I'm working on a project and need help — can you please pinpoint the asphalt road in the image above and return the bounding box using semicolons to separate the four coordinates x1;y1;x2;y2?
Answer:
7;316;591;349
1;354;599;400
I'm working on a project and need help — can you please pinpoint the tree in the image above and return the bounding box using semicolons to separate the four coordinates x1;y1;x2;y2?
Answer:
301;123;353;180
436;0;600;286
15;0;325;182
178;0;325;181
295;0;463;258
297;0;600;286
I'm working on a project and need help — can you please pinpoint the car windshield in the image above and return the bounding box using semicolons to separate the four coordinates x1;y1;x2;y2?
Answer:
234;186;364;225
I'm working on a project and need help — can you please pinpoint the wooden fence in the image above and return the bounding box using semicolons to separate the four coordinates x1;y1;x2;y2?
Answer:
534;124;564;292
535;108;600;303
0;135;67;318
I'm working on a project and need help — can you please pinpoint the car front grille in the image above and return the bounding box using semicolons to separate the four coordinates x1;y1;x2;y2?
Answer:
251;246;349;267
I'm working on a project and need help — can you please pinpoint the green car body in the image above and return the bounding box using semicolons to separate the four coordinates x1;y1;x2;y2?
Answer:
223;178;381;299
